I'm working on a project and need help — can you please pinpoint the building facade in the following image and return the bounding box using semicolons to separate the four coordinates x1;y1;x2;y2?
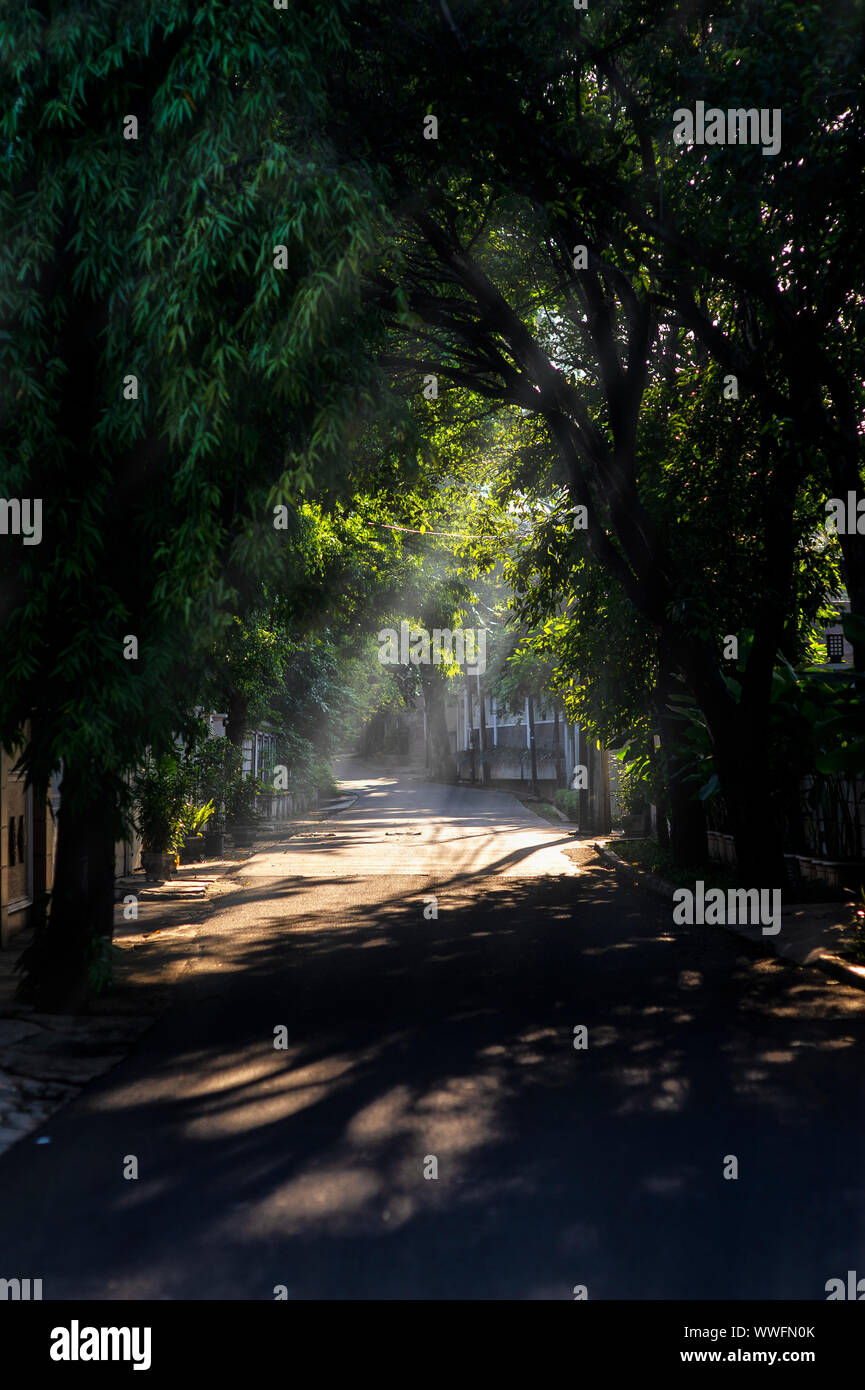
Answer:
0;730;58;952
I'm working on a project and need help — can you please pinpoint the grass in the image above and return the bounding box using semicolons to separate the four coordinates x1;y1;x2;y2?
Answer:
517;797;567;827
607;837;741;891
837;893;865;963
838;928;865;965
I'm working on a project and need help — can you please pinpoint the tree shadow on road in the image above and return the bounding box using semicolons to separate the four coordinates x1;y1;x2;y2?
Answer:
3;850;864;1299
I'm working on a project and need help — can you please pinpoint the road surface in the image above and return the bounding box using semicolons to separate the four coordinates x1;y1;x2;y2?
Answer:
0;760;863;1299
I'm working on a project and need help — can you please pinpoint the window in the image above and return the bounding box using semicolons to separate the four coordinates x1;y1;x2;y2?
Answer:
5;781;33;910
241;737;254;778
826;632;844;663
7;812;25;867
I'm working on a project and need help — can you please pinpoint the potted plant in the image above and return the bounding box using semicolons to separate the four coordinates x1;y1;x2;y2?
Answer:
187;736;238;857
177;800;214;863
134;754;185;880
203;822;227;859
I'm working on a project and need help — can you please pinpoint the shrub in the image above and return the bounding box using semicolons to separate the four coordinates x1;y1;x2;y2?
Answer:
184;735;240;831
134;754;185;853
226;773;263;824
309;760;338;796
554;789;581;822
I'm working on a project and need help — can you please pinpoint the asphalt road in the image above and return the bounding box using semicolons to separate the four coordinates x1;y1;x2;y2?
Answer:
1;761;863;1299
247;760;581;878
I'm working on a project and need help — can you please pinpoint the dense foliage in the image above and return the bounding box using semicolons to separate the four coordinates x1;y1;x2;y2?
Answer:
1;0;862;1003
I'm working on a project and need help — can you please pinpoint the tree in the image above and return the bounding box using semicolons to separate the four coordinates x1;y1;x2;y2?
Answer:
499;357;842;865
306;0;864;880
0;1;387;1006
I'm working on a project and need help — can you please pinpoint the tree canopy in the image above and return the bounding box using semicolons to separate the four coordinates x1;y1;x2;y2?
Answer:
1;0;862;1003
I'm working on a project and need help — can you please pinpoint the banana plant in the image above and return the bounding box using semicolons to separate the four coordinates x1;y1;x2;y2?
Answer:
176;800;216;841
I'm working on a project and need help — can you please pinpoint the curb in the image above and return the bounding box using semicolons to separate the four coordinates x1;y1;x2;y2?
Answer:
515;797;578;829
593;841;676;900
316;794;358;816
115;879;213;902
592;841;865;993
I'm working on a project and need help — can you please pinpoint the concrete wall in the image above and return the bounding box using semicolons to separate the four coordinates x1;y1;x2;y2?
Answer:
0;730;56;952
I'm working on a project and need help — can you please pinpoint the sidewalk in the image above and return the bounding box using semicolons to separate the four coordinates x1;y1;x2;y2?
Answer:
594;839;865;991
0;806;341;1160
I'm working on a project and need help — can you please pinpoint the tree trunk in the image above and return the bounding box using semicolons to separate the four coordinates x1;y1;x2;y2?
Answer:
657;635;707;866
422;668;457;783
646;736;670;850
16;764;120;1012
663;622;788;885
477;673;489;784
578;726;590;832
553;705;566;788
720;753;784;884
527;693;539;797
225;691;249;750
586;736;600;834
661;721;708;867
701;693;787;886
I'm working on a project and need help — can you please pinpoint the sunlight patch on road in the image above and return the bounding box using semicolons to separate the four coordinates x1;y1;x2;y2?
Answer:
345;1085;413;1142
677;970;703;990
178;1051;360;1137
211;1067;507;1240
652;1076;690;1111
222;1166;384;1235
